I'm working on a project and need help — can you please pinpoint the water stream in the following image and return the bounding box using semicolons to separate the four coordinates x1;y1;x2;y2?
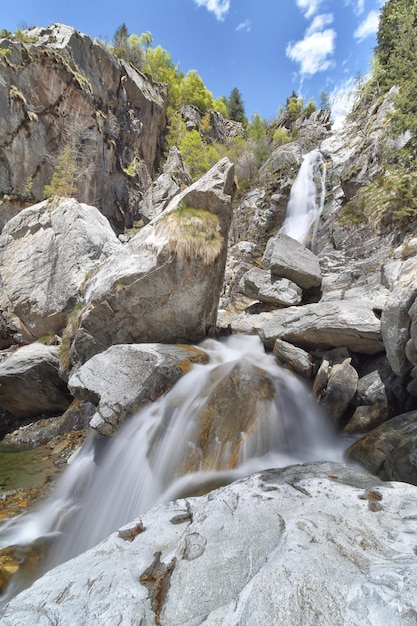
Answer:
279;149;326;246
0;334;351;603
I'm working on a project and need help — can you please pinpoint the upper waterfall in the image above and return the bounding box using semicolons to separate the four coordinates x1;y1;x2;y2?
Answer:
279;149;326;245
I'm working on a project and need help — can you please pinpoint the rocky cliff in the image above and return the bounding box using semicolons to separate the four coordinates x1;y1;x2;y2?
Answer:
0;23;167;233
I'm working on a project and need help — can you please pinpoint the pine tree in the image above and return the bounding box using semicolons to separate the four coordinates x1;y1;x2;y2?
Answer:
113;23;129;59
227;88;246;124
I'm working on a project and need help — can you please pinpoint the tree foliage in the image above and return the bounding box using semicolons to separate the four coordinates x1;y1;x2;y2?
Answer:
227;87;247;125
44;144;78;199
375;0;417;137
285;91;304;121
345;0;417;232
179;130;211;180
180;70;214;113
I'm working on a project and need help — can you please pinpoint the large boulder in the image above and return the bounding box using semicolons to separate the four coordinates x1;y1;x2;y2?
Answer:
70;158;235;366
2;462;417;625
259;299;384;354
0;343;72;420
0;23;167;232
262;232;322;289
239;267;302;306
68;343;208;436
0;198;122;341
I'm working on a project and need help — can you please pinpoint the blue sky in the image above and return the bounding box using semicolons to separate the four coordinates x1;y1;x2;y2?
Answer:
2;0;386;122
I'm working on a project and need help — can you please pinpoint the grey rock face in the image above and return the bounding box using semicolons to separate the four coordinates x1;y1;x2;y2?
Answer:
263;233;322;289
3;462;417;625
381;255;417;377
69;343;208;436
0;198;122;341
138;147;192;224
259;299;384;354
239;268;302;306
0;343;71;419
0;23;167;232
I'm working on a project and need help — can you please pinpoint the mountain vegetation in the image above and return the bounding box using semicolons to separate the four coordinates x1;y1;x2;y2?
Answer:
107;23;322;185
344;0;417;231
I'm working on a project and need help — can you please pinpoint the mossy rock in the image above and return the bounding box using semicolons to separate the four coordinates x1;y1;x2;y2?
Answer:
156;205;223;265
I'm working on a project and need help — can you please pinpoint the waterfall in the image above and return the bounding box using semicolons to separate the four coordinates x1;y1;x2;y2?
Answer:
279;149;326;246
0;335;350;603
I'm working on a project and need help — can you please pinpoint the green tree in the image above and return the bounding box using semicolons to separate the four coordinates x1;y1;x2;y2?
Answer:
180;70;214;113
126;34;145;67
272;126;290;147
213;96;228;117
138;31;153;58
320;90;331;111
303;98;317;117
113;23;129;58
227;87;246;124
144;45;182;113
285;91;304;121
179;130;211;180
248;113;268;166
164;110;187;154
375;0;417;137
44;144;78;198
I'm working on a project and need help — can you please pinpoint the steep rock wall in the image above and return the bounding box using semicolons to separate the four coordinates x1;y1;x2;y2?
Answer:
0;24;167;233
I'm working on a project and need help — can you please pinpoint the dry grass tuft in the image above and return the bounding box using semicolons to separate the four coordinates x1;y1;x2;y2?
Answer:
156;205;223;266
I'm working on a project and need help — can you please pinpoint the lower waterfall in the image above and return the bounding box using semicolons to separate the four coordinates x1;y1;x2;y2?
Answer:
0;334;351;603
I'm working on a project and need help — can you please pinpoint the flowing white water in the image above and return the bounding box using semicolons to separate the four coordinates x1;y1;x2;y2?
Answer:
0;334;351;602
279;149;326;246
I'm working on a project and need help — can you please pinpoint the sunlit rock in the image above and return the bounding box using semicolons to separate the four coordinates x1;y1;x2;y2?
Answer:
2;462;417;625
259;299;384;354
138;147;192;224
0;198;121;342
263;233;322;289
68;343;208;436
239;267;302;306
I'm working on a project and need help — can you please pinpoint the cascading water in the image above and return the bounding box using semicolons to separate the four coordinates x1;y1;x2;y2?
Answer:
0;334;351;604
279;149;326;246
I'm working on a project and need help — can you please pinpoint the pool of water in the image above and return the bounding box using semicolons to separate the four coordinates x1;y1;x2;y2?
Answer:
0;446;61;493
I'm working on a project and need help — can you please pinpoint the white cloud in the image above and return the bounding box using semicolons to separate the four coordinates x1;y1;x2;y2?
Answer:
296;0;325;18
236;19;251;33
354;10;380;41
344;0;365;16
194;0;230;21
286;28;336;76
306;13;334;35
